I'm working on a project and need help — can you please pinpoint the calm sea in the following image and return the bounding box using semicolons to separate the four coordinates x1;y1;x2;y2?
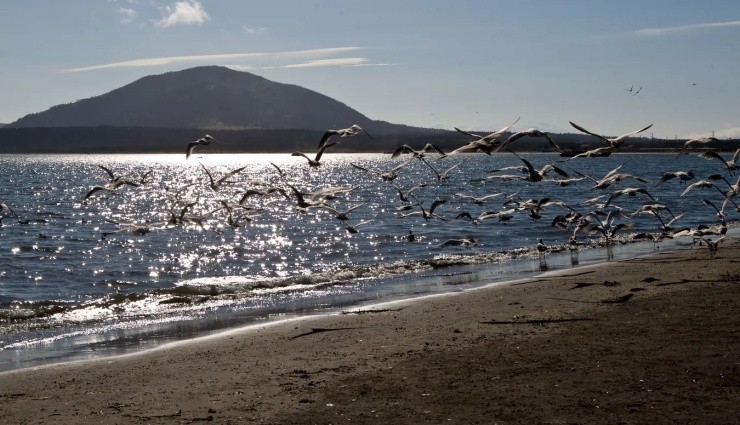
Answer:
0;152;735;371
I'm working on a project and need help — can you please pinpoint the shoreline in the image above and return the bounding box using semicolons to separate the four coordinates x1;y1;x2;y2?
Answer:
0;239;737;423
0;234;710;373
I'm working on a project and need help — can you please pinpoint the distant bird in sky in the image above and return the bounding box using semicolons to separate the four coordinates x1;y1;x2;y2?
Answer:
317;124;373;151
569;121;653;149
632;86;643;96
186;134;216;159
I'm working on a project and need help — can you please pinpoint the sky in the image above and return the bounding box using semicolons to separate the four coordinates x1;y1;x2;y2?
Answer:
1;0;739;139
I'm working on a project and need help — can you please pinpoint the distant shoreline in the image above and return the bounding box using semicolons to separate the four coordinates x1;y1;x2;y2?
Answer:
1;126;738;154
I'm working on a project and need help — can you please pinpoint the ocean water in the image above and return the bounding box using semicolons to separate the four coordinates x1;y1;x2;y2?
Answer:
0;151;735;371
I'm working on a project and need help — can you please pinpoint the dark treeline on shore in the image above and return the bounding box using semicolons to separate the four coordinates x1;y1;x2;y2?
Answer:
0;126;738;154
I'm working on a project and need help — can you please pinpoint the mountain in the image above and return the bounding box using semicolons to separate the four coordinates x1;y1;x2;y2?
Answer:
8;66;418;134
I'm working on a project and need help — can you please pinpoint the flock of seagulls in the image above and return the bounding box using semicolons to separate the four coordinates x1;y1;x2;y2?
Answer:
1;121;738;259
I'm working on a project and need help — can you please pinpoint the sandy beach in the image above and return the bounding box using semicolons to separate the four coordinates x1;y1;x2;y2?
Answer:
0;240;737;424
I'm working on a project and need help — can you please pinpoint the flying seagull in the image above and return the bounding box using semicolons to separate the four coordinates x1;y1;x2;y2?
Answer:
292;142;337;167
317;124;373;151
186;134;217;159
569;121;653;149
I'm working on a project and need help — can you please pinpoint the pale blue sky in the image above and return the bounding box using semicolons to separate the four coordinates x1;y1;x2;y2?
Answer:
1;1;739;138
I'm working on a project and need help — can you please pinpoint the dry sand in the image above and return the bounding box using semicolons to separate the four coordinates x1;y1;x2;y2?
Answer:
0;241;738;424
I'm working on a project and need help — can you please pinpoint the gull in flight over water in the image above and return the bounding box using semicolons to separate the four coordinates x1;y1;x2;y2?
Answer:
199;162;247;191
351;160;409;182
317;124;373;151
699;148;740;172
497;128;563;153
449;117;520;155
292;142;337;167
656;170;695;186
676;136;719;158
569;121;653;149
186;134;217;159
85;166;140;200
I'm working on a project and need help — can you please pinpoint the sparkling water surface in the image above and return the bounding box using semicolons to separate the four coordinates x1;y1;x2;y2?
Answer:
0;152;734;371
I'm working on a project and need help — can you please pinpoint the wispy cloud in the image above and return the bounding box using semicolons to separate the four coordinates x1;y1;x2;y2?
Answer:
61;47;362;72
283;58;368;68
227;58;398;71
154;0;210;28
118;7;138;24
633;20;740;37
242;26;267;35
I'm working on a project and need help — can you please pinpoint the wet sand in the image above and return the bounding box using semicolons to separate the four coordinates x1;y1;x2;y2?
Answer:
0;240;738;424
